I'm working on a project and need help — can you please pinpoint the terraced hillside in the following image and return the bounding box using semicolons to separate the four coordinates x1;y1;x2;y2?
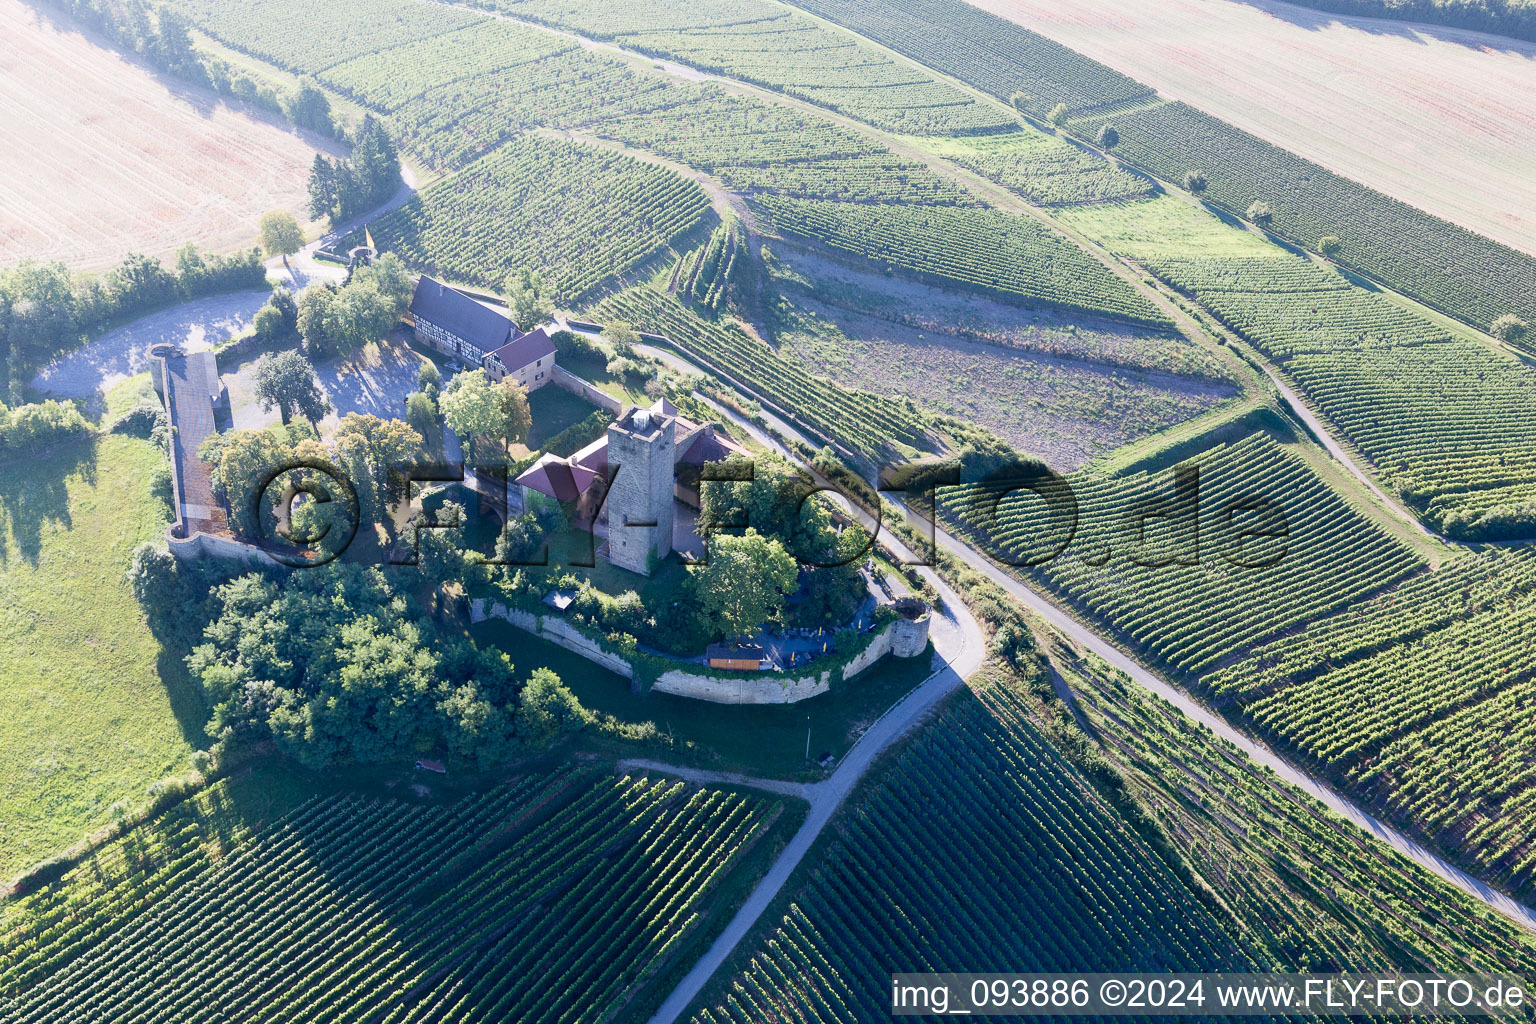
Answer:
940;428;1426;676
690;652;1536;1022
0;769;792;1024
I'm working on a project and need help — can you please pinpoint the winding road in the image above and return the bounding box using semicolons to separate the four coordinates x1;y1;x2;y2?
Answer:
642;566;985;1024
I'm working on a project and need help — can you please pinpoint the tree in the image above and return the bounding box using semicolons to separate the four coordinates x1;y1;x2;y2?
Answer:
442;369;526;461
498;379;532;447
1492;314;1529;346
297;286;339;356
513;668;587;747
1318;235;1342;257
603;319;639;355
332;413;423;524
253;350;331;427
1246;200;1274;228
1048;103;1070;127
417;360;442;399
1183;170;1207;193
1095;123;1119;149
1008;90;1029;113
283;78;333;135
307;155;340;221
253;286;298;341
688;529;798;639
332;279;395;352
258;210;303;258
354;253;413;314
506;268;555;328
406;391;439;436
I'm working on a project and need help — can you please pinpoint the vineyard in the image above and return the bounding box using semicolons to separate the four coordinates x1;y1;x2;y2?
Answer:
755;197;1172;327
690;676;1259;1024
370;50;689;170
783;0;1153;117
938;431;1425;676
593;286;937;457
693;631;1536;1022
1072;101;1536;330
0;769;789;1024
353;136;713;301
165;0;482;74
1062;656;1536;974
1129;243;1536;540
319;20;576;112
782;0;1536;334
469;0;1017;136
1205;549;1536;890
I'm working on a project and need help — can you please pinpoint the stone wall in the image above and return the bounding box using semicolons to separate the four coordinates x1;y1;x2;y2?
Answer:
472;598;917;705
551;366;622;414
165;527;274;566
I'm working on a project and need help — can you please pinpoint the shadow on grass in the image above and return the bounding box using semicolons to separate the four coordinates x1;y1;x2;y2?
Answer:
157;643;213;748
0;436;98;566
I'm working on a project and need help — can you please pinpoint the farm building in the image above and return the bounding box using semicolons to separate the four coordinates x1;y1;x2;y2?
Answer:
484;326;557;391
408;277;520;364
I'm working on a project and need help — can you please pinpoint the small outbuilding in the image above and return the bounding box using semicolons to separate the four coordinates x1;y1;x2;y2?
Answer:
706;643;767;671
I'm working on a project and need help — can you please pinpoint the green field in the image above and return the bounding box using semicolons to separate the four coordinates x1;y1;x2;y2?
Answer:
0;435;199;881
0;766;796;1024
689;642;1536;1022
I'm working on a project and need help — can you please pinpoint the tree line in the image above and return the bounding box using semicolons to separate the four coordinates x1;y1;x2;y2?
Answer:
0;247;266;402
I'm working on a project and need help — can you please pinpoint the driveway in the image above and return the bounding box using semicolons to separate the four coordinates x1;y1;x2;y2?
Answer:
226;333;433;434
30;290;269;403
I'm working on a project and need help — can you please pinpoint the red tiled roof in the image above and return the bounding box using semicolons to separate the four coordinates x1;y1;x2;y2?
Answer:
515;452;599;503
488;326;557;372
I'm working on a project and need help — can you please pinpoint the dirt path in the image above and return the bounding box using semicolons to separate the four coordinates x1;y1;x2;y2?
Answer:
535;128;759;233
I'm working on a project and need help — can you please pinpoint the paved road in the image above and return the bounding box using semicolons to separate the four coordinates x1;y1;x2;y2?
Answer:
30;290;270;402
264;165;420;290
644;567;985;1024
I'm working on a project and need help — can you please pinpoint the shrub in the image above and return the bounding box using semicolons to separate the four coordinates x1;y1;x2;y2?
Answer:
1491;313;1529;345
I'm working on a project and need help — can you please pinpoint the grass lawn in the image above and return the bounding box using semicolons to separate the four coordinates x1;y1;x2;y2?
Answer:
0;435;204;880
1054;194;1281;261
472;620;937;779
526;385;601;449
559;349;651;405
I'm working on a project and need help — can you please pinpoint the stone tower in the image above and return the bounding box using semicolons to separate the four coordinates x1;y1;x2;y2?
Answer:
605;405;675;575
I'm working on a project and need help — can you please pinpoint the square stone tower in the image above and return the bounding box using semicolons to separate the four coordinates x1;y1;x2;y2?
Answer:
606;405;675;575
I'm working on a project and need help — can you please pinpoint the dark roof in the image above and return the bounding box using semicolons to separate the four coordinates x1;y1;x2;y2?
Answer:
515;453;599;503
410;278;516;352
677;425;740;467
706;643;765;660
487;326;557;371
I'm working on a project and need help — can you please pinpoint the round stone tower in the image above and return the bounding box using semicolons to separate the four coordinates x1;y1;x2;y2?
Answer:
890;597;932;658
